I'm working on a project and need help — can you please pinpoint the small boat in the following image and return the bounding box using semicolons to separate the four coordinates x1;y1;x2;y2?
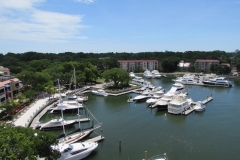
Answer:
148;153;168;160
51;141;98;160
92;89;108;96
193;101;206;111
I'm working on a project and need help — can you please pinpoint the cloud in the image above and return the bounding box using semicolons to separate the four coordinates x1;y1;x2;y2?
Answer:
75;0;95;4
0;0;45;10
0;0;88;43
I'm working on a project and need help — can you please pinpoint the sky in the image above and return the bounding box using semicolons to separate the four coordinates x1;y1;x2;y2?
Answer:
0;0;240;54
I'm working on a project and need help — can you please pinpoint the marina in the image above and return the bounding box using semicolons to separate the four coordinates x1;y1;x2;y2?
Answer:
12;75;240;160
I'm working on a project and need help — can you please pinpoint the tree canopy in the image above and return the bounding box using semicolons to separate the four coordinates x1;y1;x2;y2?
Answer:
102;68;130;86
0;125;59;160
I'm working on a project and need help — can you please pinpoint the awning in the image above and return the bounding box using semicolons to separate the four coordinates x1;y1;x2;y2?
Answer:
5;84;10;87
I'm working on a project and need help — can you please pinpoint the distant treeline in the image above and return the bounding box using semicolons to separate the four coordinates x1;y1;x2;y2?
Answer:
0;50;240;74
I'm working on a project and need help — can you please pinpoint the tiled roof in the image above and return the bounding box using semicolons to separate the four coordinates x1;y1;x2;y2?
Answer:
0;78;19;87
118;60;158;62
0;67;9;71
195;59;219;63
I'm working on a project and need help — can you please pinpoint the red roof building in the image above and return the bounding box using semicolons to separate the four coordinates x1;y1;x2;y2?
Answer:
0;66;10;76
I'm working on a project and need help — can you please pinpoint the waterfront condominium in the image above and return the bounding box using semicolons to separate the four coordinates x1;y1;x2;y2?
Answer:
118;60;158;72
194;59;219;72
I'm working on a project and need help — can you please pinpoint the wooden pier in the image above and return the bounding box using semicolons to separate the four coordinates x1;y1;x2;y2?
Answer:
84;135;105;142
184;96;213;115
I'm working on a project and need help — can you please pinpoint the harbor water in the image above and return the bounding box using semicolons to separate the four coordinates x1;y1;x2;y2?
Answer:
40;77;240;160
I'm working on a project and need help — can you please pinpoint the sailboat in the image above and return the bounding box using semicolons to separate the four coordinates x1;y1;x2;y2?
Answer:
51;97;98;159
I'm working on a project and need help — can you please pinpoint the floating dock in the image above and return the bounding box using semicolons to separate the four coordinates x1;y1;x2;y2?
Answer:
184;96;213;115
84;135;105;142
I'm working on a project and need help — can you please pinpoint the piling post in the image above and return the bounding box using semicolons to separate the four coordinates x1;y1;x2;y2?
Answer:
144;151;147;160
101;129;102;138
88;113;89;120
119;139;121;151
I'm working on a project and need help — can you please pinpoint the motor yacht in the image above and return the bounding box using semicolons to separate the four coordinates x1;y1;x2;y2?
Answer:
146;90;164;105
51;141;98;160
37;118;76;130
173;74;197;85
168;93;193;114
143;70;153;79
193;101;206;111
132;89;153;102
172;82;185;91
155;87;178;110
61;93;87;103
202;77;233;87
151;70;161;79
49;102;84;113
92;89;108;96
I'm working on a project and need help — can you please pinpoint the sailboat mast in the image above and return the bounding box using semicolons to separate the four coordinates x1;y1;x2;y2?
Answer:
74;68;76;92
58;79;66;137
78;107;82;135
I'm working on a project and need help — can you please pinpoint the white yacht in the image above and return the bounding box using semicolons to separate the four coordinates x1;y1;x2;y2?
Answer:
168;93;193;114
155;87;179;110
61;93;87;103
51;141;98;160
50;101;84;113
92;89;108;96
131;76;145;86
202;77;233;87
132;89;153;102
129;72;136;78
143;70;153;79
151;70;161;79
173;74;197;85
172;82;185;91
146;90;164;105
193;101;206;111
37;118;76;130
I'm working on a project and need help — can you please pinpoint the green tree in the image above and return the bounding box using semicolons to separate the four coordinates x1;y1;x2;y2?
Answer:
0;125;59;159
102;68;130;86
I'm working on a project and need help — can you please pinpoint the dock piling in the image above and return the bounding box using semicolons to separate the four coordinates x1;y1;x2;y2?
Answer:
119;139;121;151
101;129;102;138
144;151;147;160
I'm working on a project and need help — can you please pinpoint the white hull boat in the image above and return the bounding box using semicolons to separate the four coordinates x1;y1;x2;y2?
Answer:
51;141;98;160
92;89;108;96
193;101;206;111
168;93;193;114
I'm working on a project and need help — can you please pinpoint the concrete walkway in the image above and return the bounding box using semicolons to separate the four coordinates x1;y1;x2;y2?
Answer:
13;97;50;127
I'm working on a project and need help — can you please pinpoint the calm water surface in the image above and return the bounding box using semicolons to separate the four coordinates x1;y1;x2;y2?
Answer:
40;77;240;160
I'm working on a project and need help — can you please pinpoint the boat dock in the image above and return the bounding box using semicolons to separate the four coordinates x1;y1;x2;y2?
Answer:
184;96;213;115
84;135;105;142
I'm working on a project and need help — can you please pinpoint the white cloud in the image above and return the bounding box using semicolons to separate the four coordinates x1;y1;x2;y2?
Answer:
75;0;95;4
0;0;88;43
0;0;45;10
